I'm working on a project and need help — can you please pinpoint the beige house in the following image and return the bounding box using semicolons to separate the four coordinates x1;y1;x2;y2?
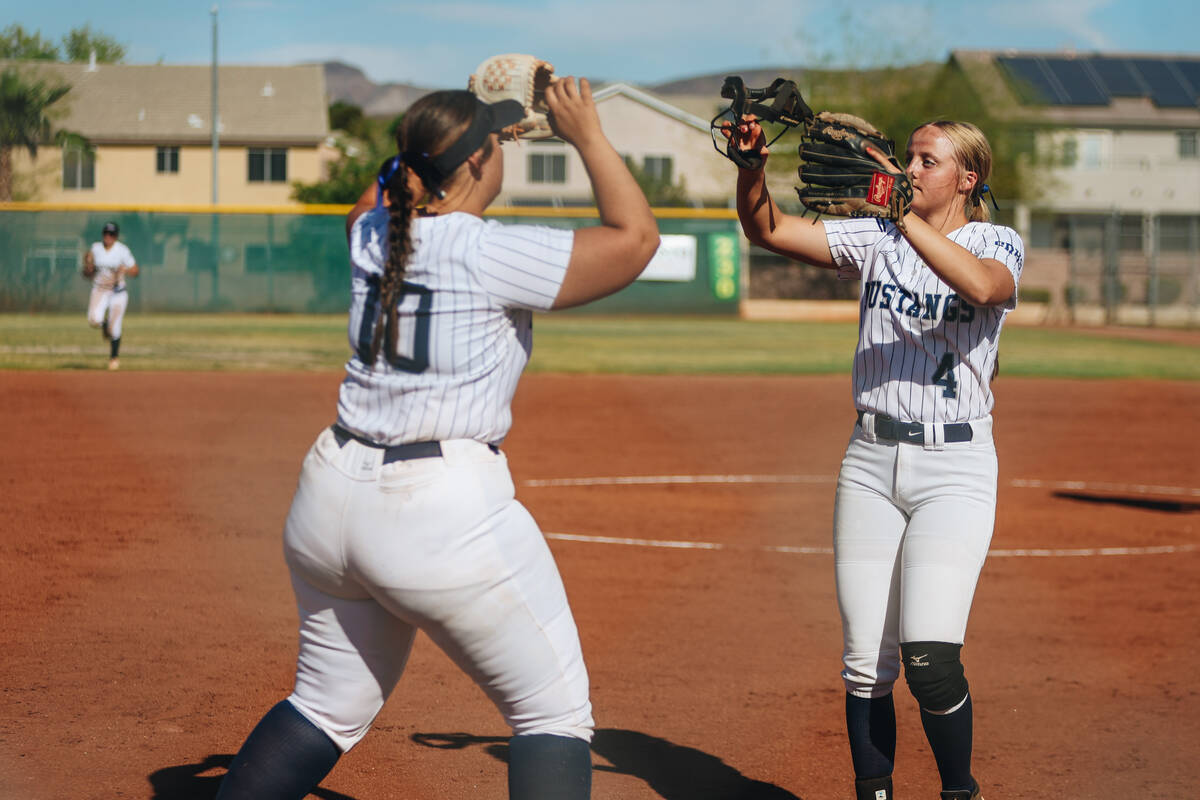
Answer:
495;83;730;207
949;50;1200;322
3;60;330;206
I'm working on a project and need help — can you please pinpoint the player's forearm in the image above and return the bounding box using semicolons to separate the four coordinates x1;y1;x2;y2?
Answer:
735;167;779;247
736;169;835;268
901;214;1013;306
551;141;660;310
577;139;658;263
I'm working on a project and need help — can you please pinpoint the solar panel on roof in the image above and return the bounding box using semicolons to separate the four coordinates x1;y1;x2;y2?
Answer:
1087;57;1145;97
1130;58;1194;107
1168;59;1200;105
1042;58;1109;105
997;56;1060;104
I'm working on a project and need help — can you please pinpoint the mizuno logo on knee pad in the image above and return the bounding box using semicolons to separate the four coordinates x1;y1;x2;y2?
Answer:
900;641;968;712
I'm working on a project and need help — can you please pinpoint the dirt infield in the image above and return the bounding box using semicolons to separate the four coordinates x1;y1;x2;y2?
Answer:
2;372;1197;800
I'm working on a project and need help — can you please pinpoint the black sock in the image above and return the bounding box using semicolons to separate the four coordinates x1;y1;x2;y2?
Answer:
846;692;896;780
507;733;592;800
920;693;973;791
110;337;120;359
214;700;341;800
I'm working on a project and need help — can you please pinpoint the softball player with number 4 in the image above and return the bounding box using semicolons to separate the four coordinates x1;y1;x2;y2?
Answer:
729;118;1023;800
213;77;658;800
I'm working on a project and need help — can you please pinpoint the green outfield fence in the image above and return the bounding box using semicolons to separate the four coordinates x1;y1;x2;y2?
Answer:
0;204;743;315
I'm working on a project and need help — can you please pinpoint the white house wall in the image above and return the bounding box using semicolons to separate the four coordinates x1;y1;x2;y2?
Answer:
496;92;729;206
1039;128;1200;214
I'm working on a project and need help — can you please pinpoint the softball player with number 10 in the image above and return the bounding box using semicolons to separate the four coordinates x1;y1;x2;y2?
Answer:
728;117;1024;800
213;77;658;800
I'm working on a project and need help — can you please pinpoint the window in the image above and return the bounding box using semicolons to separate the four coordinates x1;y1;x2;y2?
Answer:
1060;138;1078;167
1178;131;1198;159
1118;215;1143;252
1059;132;1109;169
642;156;673;183
528;152;566;183
156;146;180;173
248;147;288;182
1079;133;1105;168
62;147;95;190
1156;214;1200;252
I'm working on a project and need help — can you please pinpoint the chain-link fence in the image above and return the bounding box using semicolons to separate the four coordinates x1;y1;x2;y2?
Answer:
745;212;1200;328
0;206;743;315
1058;213;1200;326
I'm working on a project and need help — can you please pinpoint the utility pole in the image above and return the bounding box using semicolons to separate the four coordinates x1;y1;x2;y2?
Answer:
210;5;219;204
210;5;220;305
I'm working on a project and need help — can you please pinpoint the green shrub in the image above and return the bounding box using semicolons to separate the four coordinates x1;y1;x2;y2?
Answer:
1064;284;1088;305
1147;277;1183;305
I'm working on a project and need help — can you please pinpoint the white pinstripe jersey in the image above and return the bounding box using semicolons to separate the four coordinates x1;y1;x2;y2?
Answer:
336;209;573;446
89;241;135;291
825;218;1025;423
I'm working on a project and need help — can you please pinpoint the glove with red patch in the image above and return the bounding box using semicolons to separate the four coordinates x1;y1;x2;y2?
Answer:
796;112;913;230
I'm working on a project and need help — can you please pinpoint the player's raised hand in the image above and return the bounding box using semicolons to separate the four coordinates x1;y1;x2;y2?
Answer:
544;77;603;149
720;114;769;167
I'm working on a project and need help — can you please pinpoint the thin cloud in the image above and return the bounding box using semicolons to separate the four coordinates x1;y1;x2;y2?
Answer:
983;0;1113;49
249;42;463;85
410;0;806;48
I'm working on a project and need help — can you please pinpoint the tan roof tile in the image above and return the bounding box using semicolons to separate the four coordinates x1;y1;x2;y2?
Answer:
0;60;329;144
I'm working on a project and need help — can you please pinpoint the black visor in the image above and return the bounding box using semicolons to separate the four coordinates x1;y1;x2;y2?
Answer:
402;98;524;196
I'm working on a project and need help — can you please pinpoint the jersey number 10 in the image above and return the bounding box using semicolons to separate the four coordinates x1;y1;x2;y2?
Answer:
355;277;433;373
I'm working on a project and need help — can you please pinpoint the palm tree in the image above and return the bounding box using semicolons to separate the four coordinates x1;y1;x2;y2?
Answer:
0;67;71;201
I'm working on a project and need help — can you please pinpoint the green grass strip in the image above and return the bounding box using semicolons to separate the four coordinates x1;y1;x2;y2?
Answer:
0;313;1196;379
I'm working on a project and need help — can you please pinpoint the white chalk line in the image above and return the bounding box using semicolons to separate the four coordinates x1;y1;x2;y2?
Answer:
543;533;1198;558
524;474;831;487
532;473;1198;559
524;474;1200;498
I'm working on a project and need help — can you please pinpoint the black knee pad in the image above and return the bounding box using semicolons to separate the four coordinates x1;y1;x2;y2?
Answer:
900;641;968;712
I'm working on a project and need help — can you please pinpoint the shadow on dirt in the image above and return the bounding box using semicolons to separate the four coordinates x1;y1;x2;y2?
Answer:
1054;490;1200;513
147;753;358;800
412;727;805;799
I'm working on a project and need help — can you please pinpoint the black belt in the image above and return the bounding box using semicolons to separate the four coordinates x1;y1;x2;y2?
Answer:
331;425;443;463
856;411;973;444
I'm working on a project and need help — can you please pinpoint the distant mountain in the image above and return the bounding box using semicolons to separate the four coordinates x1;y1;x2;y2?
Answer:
319;61;437;119
318;61;935;119
649;67;813;96
317;61;795;118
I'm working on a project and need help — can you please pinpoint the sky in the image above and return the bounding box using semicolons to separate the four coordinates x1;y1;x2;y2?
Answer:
7;0;1199;89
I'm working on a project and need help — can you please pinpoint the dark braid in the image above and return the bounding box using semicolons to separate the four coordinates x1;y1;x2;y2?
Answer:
364;90;479;367
369;169;414;365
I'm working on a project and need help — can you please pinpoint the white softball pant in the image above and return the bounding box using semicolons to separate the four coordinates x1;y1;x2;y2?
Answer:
87;286;129;339
833;416;997;699
281;427;593;753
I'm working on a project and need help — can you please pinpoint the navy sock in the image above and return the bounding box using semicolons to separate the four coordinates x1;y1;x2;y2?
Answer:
508;733;592;800
845;692;896;780
919;693;973;791
110;337;120;359
214;700;341;800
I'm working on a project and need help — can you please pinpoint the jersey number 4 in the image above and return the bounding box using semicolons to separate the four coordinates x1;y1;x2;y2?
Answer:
932;353;958;399
356;278;433;373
